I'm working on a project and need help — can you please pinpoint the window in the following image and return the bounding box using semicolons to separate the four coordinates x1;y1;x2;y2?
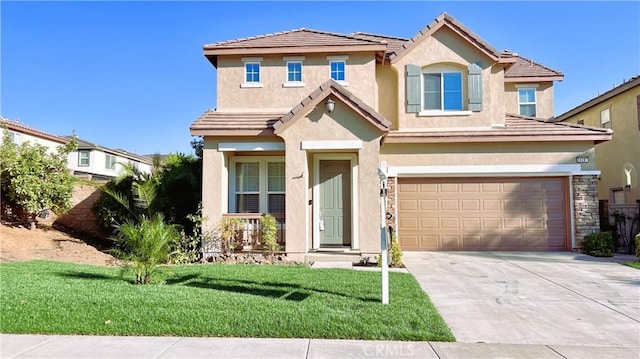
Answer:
423;72;463;111
577;120;584;125
600;108;611;128
518;88;537;117
330;61;345;81
105;154;116;170
78;150;90;167
8;131;21;144
327;55;348;85
241;57;263;88
245;63;260;83
231;158;285;214
287;61;302;82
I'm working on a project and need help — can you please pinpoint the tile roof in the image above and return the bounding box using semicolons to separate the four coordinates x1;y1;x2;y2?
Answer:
190;80;390;136
204;28;386;53
349;32;409;60
554;75;640;122
383;114;612;144
0;117;68;144
274;79;391;133
389;12;509;63
190;111;287;136
504;55;564;81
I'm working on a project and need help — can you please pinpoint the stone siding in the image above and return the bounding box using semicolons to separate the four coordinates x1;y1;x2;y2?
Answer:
573;175;600;250
54;183;104;238
386;177;397;236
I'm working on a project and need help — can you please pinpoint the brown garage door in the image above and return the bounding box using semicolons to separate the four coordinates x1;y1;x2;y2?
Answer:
397;177;569;251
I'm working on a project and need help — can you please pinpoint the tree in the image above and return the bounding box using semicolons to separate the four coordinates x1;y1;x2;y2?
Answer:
0;128;77;229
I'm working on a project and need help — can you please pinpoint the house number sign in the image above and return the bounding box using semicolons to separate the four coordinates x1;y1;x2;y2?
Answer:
576;157;589;163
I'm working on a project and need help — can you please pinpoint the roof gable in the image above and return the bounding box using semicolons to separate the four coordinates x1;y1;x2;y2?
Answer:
0;117;68;144
273;80;391;135
390;12;513;64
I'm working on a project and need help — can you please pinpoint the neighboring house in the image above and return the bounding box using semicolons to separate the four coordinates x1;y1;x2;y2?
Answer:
66;137;153;181
0;117;69;155
554;76;640;225
190;13;612;260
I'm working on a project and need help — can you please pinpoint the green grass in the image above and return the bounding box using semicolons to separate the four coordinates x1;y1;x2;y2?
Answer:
0;260;454;341
623;261;640;269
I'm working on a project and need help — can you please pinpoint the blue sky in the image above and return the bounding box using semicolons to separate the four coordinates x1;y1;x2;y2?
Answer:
2;1;639;156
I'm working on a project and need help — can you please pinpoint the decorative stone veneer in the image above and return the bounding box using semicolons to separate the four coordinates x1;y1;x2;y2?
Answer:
573;175;600;250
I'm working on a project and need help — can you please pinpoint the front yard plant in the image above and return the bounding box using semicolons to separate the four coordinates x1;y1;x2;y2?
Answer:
0;260;454;341
582;232;615;257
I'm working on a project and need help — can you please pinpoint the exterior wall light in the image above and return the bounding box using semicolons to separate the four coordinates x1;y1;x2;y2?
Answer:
325;99;335;113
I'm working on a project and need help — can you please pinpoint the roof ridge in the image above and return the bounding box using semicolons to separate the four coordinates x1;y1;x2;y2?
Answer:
204;28;306;47
204;27;386;48
350;31;410;41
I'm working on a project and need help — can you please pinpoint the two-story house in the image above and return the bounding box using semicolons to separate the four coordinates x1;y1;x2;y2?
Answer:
1;117;69;155
66;137;153;181
191;13;612;261
554;76;640;227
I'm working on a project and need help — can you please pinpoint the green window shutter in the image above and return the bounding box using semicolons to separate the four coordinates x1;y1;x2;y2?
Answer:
468;62;482;112
405;64;421;113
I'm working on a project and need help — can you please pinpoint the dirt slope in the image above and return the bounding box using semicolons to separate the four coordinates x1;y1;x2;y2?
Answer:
0;222;116;266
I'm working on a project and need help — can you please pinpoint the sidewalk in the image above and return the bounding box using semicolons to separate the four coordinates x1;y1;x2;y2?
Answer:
2;334;639;358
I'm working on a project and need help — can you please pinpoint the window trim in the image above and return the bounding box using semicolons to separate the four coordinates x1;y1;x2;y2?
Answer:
8;131;21;144
327;55;349;86
78;150;90;167
600;107;611;128
241;57;263;88
229;156;285;214
418;65;465;115
105;154;116;171
517;87;537;117
283;57;305;87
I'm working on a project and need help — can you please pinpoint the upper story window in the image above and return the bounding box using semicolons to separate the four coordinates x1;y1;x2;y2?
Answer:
405;63;482;116
8;131;21;145
78;150;90;167
517;86;537;117
327;55;349;86
600;107;611;128
423;72;463;111
105;154;116;171
283;56;305;88
241;57;263;88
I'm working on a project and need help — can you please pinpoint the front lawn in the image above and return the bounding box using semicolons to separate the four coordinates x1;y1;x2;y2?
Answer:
624;261;640;269
0;261;454;341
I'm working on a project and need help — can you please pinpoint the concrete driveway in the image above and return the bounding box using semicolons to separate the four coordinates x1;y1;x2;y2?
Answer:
403;251;640;347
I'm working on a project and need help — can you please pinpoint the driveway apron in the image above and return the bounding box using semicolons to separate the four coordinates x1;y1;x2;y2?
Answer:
403;251;640;347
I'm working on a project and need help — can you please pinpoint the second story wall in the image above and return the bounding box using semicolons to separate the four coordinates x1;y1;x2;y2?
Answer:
68;150;152;179
505;82;555;119
216;52;378;112
391;26;506;130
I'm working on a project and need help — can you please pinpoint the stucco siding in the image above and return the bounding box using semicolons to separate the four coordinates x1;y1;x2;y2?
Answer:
505;82;555;119
560;86;640;203
392;26;504;129
380;142;596;170
216;53;377;111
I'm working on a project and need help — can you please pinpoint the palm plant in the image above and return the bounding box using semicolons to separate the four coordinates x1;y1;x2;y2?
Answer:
111;214;180;284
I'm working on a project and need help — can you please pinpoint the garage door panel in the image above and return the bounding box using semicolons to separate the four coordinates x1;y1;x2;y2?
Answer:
398;177;568;251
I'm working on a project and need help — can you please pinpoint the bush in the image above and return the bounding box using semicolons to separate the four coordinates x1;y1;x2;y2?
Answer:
582;232;615;257
260;214;280;256
635;233;640;260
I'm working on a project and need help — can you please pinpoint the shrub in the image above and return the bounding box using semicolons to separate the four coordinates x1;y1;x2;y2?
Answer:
635;233;640;260
390;234;403;266
217;217;242;254
260;214;280;256
582;232;615;257
110;214;180;284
